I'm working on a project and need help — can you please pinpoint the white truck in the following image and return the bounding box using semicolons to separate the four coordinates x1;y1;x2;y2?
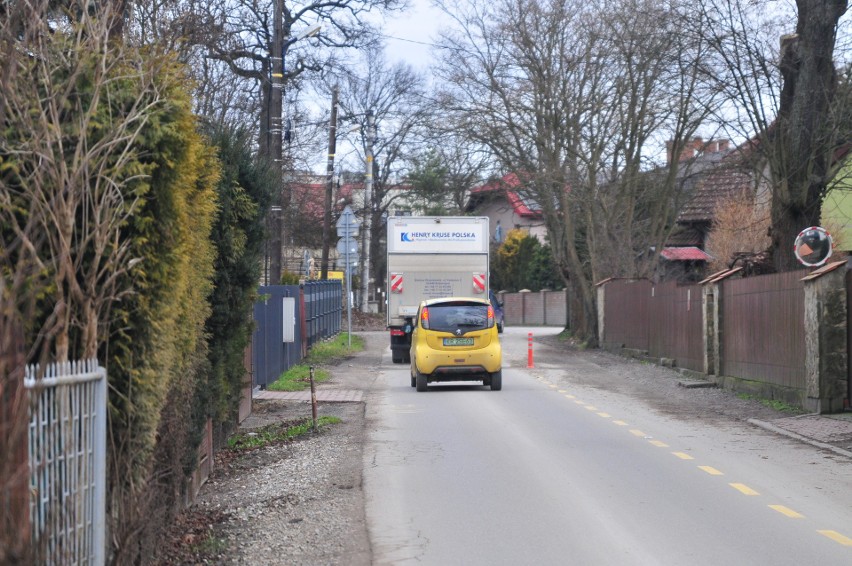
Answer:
386;216;490;363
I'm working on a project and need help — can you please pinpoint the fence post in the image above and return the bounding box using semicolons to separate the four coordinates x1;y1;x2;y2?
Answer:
802;262;848;413
595;281;607;347
300;282;308;358
702;282;716;376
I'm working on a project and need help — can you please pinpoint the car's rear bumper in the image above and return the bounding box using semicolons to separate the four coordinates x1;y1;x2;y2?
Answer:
427;365;493;382
415;344;501;376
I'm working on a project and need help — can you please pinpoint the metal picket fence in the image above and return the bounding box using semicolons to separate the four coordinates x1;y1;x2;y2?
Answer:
304;280;342;348
253;280;343;388
25;359;106;566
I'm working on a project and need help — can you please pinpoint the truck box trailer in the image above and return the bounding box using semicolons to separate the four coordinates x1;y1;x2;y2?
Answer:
386;216;490;363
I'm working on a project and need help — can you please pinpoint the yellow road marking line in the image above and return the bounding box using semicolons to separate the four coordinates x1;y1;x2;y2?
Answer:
672;452;694;460
612;420;628;426
548;384;557;388
730;483;759;495
698;465;724;476
597;412;611;418
574;400;585;405
584;405;597;411
558;389;567;393
564;394;576;399
769;505;804;519
629;429;646;437
648;440;669;448
818;530;852;546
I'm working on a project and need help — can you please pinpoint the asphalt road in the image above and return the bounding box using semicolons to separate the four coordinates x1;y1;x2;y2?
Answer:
362;327;852;565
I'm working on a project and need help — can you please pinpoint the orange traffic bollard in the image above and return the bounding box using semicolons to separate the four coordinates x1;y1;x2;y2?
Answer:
527;332;534;368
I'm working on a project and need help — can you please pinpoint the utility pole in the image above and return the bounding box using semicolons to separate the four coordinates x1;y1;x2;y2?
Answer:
361;110;374;313
321;86;338;280
268;0;285;284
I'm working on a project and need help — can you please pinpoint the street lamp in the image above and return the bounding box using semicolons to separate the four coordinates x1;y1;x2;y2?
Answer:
284;24;321;53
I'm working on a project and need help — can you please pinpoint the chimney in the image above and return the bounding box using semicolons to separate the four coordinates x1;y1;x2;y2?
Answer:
667;137;730;164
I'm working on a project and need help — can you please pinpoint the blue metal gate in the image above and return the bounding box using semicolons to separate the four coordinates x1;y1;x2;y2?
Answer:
252;281;342;388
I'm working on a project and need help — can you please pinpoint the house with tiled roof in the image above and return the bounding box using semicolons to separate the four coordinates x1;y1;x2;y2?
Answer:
657;137;761;281
464;173;547;244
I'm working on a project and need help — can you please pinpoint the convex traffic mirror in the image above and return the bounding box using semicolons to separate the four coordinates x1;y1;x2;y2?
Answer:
794;226;833;267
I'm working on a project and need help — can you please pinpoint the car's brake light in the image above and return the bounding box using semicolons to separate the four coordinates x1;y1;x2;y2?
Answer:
487;305;495;328
420;307;430;330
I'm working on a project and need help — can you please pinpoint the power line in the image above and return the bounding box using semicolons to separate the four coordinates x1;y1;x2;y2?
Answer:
380;34;441;49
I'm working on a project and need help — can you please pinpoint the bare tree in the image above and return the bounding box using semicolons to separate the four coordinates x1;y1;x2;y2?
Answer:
434;0;717;343
127;0;404;281
324;47;433;306
407;130;494;214
701;0;849;271
705;189;772;272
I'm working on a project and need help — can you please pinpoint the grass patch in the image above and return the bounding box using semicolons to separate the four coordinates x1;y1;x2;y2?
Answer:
269;333;364;391
193;533;228;555
307;332;365;364
269;365;331;391
554;329;590;349
736;393;803;414
556;329;573;341
227;416;342;450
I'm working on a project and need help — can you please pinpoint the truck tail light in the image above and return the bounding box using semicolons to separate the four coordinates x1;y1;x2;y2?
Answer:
390;329;405;337
420;307;430;330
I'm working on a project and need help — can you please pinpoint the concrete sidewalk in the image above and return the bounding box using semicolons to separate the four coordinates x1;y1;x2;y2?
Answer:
750;412;852;459
254;389;364;403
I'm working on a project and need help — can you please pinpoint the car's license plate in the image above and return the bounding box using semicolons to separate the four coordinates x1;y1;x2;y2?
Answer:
443;337;474;346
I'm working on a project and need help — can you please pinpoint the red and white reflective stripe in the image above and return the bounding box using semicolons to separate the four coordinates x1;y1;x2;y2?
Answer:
390;273;404;293
472;273;486;293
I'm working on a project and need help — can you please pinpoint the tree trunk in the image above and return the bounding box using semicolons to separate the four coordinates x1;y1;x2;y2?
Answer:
0;317;31;563
545;206;598;346
772;0;847;271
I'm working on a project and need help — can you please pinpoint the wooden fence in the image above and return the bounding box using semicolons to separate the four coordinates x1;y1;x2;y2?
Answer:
720;271;806;389
597;265;848;413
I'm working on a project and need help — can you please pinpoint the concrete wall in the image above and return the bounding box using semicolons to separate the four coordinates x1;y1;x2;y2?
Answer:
498;289;568;327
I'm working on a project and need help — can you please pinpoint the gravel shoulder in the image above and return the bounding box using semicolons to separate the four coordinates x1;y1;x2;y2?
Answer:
157;327;387;566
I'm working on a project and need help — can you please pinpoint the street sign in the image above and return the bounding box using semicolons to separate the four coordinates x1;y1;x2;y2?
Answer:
336;205;360;238
336;239;359;256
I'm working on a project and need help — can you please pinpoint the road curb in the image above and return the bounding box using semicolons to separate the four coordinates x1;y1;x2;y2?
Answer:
748;418;852;459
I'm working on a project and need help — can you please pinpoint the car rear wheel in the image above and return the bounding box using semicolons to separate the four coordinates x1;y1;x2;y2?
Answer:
497;322;504;334
415;367;428;392
490;369;502;391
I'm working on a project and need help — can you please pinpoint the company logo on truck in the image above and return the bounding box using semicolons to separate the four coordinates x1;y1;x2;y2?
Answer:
400;231;477;242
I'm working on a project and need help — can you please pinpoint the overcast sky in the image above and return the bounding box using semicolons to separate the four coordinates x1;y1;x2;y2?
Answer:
378;0;445;71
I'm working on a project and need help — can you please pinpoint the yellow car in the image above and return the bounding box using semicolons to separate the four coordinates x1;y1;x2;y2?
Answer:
409;297;503;391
